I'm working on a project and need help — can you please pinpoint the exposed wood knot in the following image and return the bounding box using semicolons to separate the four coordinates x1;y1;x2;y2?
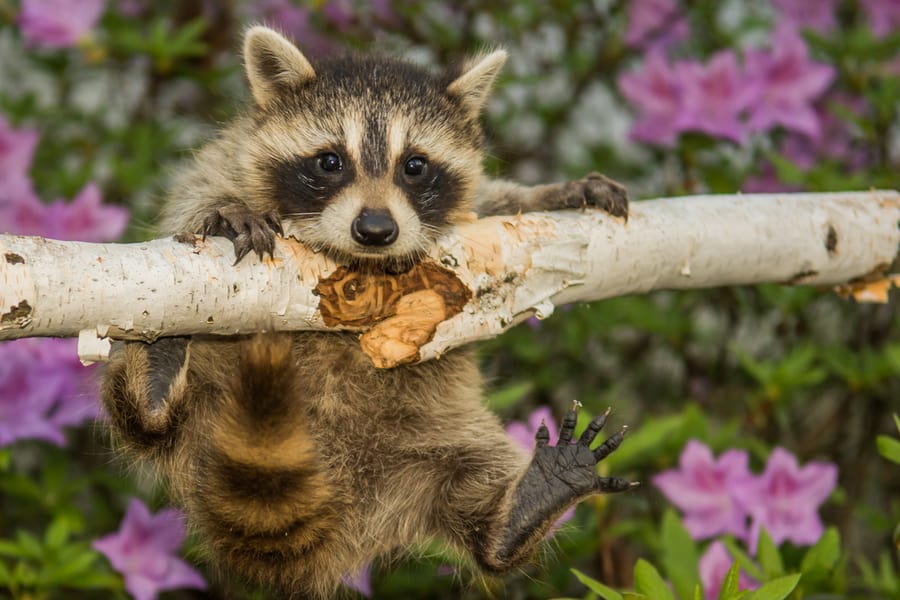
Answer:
1;300;32;324
825;225;838;255
4;252;24;265
315;261;472;368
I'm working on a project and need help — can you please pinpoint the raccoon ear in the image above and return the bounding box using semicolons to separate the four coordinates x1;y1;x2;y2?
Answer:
243;26;316;108
446;50;507;118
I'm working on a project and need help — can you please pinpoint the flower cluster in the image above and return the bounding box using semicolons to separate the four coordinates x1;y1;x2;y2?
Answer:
618;25;835;146
17;0;105;48
654;440;837;598
0;114;128;447
93;499;207;600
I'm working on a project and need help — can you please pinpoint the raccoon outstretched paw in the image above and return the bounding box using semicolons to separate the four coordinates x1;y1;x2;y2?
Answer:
498;404;634;561
201;203;284;264
542;173;629;219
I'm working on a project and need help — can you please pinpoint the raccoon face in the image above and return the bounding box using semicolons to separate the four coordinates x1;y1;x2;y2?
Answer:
239;27;506;270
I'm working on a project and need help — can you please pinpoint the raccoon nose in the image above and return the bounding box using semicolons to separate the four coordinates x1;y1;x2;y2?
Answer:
351;209;399;246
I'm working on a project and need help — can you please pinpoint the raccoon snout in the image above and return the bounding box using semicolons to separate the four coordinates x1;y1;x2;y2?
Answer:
351;209;399;247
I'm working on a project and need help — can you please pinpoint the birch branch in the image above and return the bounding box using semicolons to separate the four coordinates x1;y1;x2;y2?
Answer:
1;191;898;368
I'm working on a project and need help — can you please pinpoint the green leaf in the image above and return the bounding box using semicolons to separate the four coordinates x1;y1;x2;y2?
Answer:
571;568;624;600
717;562;741;600
63;570;123;590
44;518;69;549
634;559;674;600
14;531;43;560
800;527;841;572
877;435;900;465
485;381;533;411
755;529;784;578
721;538;763;582
741;574;802;600
659;510;699;600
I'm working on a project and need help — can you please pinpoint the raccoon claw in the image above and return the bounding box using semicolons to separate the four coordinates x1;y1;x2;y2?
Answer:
568;173;629;219
499;405;632;560
201;204;283;264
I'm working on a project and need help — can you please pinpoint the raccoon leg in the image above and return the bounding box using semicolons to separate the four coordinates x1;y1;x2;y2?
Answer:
447;405;633;572
474;174;628;219
101;337;191;457
201;199;284;263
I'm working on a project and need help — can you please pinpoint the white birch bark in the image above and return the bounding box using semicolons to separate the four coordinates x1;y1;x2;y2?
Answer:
1;191;898;368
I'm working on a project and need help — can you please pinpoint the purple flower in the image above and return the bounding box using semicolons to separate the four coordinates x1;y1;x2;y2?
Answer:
1;183;129;242
506;406;575;528
93;499;207;600
731;447;837;553
0;116;39;204
772;0;839;32
860;0;900;38
652;440;752;541
342;561;372;597
243;0;335;58
744;25;836;139
17;0;105;48
0;338;98;447
677;51;757;144
741;163;804;193
624;0;689;51
617;52;685;146
698;541;757;600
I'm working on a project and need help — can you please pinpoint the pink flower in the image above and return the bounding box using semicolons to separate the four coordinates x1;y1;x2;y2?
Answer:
860;0;900;38
744;25;836;139
772;0;839;32
506;406;575;528
342;561;372;597
677;51;757;144
731;447;837;553
624;0;689;51
0;116;39;204
0;338;97;447
652;440;752;541
699;541;757;600
617;52;685;146
17;0;105;48
1;183;129;242
243;0;335;58
93;499;207;600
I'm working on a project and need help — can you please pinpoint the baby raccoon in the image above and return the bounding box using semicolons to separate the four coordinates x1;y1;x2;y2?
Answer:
102;26;631;598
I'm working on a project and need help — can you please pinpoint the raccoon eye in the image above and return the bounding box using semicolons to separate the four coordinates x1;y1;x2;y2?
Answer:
317;152;343;173
403;156;428;177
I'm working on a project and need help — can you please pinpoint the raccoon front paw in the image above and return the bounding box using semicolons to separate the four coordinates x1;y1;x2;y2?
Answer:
202;203;284;264
544;173;629;219
499;404;634;560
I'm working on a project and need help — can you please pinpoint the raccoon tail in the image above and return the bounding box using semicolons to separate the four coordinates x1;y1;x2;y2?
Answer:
188;334;340;585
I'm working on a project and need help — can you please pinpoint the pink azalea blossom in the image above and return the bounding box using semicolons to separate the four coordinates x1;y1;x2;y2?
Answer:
243;0;335;57
0;338;97;447
652;440;753;541
342;561;373;597
731;447;837;553
93;499;207;600
744;25;836;139
772;0;839;32
699;541;757;600
17;0;105;48
0;116;39;204
506;406;575;528
617;52;686;146
860;0;900;38
624;0;690;51
0;183;129;242
677;51;757;144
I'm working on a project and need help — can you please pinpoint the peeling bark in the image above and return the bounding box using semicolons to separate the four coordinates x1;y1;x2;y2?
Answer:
1;191;898;368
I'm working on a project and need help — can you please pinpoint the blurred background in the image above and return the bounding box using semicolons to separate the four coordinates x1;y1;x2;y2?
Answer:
0;0;898;598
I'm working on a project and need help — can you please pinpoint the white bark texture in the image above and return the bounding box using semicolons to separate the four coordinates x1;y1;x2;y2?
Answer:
1;191;898;368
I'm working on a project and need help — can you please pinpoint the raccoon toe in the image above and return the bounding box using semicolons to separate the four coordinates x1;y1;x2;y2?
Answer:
202;203;283;264
575;173;629;219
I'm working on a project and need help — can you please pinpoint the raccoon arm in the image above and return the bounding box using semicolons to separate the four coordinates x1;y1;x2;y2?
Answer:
474;174;628;218
100;337;192;458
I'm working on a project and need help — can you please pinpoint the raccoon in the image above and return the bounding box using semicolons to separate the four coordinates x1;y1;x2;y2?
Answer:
101;26;632;598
